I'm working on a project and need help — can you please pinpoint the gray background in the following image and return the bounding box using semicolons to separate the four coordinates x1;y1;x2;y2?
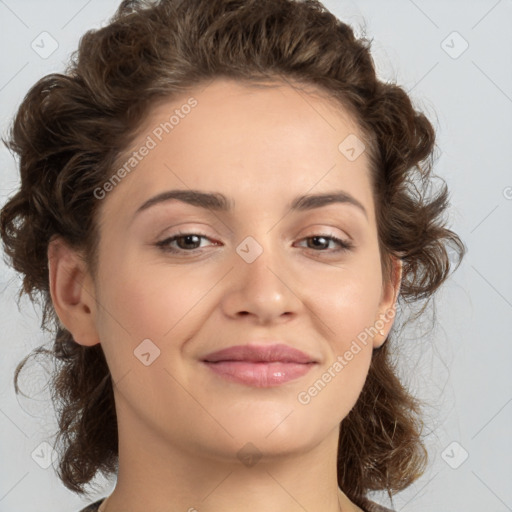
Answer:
0;0;511;511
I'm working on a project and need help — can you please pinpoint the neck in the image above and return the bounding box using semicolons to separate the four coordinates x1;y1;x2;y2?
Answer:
99;410;361;512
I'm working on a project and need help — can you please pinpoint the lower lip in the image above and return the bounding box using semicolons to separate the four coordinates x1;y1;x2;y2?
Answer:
203;361;315;387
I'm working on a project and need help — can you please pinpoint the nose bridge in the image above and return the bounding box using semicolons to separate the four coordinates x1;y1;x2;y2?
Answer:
235;231;288;293
221;229;301;320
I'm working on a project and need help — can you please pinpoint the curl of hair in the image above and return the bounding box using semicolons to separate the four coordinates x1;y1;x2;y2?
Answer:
0;0;466;505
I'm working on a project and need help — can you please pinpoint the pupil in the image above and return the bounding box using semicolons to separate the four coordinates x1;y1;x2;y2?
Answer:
311;236;327;249
181;235;199;248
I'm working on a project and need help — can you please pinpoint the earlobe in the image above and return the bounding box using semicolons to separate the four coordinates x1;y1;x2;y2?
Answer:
47;236;100;347
373;256;403;349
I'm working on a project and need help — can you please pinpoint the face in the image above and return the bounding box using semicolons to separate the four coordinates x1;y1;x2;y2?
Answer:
61;78;400;464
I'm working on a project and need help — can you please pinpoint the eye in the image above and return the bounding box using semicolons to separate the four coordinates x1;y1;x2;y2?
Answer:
155;232;216;253
155;232;354;255
295;234;354;253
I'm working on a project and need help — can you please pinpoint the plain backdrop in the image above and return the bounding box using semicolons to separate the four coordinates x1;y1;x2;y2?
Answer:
0;1;511;511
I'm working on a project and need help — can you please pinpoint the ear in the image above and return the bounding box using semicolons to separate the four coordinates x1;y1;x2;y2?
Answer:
47;236;100;347
373;255;403;349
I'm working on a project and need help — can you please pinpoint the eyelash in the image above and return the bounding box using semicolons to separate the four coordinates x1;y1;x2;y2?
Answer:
155;231;354;255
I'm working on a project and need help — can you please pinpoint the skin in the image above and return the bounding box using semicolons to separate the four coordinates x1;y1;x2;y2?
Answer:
48;78;402;512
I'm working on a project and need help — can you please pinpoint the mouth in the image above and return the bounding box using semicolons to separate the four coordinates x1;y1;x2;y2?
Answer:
201;343;318;388
202;343;318;364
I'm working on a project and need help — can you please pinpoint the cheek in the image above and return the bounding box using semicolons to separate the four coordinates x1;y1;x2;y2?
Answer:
93;257;208;431
296;278;378;425
296;255;382;407
95;245;202;336
304;254;383;346
93;251;219;381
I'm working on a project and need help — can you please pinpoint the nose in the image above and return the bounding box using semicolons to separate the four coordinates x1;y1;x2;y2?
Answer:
219;236;303;325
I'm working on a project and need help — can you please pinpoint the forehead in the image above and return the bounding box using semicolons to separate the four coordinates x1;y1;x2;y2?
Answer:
100;77;375;223
151;77;363;146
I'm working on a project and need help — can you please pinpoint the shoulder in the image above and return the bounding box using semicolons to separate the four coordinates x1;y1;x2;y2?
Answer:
77;498;105;512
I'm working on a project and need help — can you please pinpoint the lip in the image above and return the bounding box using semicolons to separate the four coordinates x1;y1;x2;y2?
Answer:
201;343;318;388
202;343;317;363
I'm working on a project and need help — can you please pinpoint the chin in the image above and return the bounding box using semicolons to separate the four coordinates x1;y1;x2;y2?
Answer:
204;408;335;456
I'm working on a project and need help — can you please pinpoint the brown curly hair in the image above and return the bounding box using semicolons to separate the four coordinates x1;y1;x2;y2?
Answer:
0;0;466;508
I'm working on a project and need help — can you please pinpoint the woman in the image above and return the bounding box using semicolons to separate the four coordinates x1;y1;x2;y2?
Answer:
0;0;466;510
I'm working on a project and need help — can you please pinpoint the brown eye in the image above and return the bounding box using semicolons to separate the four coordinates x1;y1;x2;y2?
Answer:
296;234;354;253
156;232;215;253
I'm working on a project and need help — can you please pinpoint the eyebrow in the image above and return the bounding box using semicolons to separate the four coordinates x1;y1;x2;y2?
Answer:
133;189;368;220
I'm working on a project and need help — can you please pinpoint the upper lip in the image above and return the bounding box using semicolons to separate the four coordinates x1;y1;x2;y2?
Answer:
202;343;318;363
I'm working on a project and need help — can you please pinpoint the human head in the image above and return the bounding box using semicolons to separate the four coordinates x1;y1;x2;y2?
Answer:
0;0;465;506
